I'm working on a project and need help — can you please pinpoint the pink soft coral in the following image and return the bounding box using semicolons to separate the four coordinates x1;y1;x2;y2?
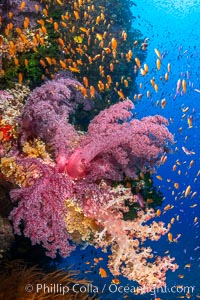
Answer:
66;99;173;180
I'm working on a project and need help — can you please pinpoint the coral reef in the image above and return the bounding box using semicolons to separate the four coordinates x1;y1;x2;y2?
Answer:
0;76;177;291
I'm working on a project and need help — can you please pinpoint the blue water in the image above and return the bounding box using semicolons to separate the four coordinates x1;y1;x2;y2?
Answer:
59;1;200;299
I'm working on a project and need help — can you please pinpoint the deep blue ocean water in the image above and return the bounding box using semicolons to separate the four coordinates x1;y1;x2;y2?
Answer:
59;1;200;299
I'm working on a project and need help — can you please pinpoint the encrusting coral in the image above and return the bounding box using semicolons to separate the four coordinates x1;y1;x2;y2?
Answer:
0;76;178;292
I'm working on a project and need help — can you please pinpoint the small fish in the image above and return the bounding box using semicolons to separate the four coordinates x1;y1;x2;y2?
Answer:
156;58;161;70
182;146;195;155
99;267;107;278
35;4;39;11
187;116;193;128
74;10;80;20
43;8;48;17
156;209;161;217
182;79;187;93
176;79;182;93
168;232;173;243
58;38;65;47
56;0;64;5
18;72;23;83
59;60;67;69
170;217;175;224
54;22;59;31
152;82;158;92
154;48;161;58
139;68;146;76
144;63;148;72
83;76;89;88
117;90;125;99
161;98;166;108
112;278;120;284
184;185;191;197
135;57;141;68
164;204;171;211
19;1;26;10
111;38;117;51
174;183;179;189
90;86;95;98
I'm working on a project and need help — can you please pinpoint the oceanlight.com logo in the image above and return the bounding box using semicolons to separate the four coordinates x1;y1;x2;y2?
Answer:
24;283;196;296
106;284;196;295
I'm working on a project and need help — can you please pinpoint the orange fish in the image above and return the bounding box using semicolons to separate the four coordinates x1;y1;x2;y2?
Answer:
74;10;80;20
99;267;107;278
96;15;101;25
110;63;114;72
59;60;67;69
45;57;52;65
24;59;28;67
140;68;146;76
154;48;161;58
14;57;19;66
156;209;161;217
19;1;26;10
90;86;95;98
161;98;166;108
83;76;89;88
43;8;48;17
23;17;29;29
18;72;23;83
8;11;14;19
117;90;125;99
156;58;161;70
58;38;65;47
164;204;171;211
144;63;148;72
184;185;191;197
174;183;179;189
135;57;141;68
54;22;59;31
111;38;117;51
112;278;120;284
37;19;45;26
107;75;112;85
154;83;159;92
168;232;173;243
182;79;187;93
80;87;87;98
41;26;47;35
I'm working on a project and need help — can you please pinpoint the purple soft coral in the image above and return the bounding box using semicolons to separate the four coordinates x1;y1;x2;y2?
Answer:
20;75;85;158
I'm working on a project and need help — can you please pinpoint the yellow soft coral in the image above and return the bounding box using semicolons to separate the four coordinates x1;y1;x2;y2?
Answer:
0;157;26;186
22;139;51;160
65;199;102;244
